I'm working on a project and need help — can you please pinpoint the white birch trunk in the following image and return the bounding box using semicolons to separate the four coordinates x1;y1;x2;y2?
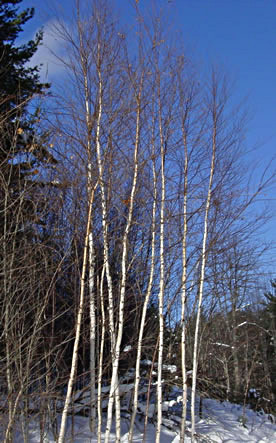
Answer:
128;130;157;442
93;50;115;355
95;69;117;442
58;188;95;443
89;228;96;433
77;13;97;432
190;103;217;442
97;264;106;443
180;132;189;443
91;46;122;441
156;88;166;443
104;77;143;443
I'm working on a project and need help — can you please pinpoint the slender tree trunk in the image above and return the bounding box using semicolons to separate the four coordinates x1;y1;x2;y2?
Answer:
97;264;106;443
223;357;230;401
231;310;241;398
4;387;24;443
128;124;157;442
105;74;143;443
191;90;217;441
3;186;13;443
3;177;26;443
180;131;189;443
89;228;97;432
156;79;166;443
58;186;96;443
77;12;97;431
4;307;13;443
94;65;116;442
143;338;159;443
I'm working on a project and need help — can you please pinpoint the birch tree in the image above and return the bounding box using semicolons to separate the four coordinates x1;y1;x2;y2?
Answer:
47;2;276;442
128;95;158;443
76;5;98;431
155;72;166;443
177;68;197;443
190;73;222;440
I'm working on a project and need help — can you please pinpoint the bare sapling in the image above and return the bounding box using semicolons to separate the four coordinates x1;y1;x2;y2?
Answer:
128;110;157;442
58;184;97;443
104;71;144;443
190;74;219;441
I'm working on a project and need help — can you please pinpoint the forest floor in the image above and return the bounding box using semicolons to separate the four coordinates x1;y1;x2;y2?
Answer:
2;380;276;442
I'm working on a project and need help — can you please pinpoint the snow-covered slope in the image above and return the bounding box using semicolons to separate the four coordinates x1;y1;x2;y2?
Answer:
2;383;275;442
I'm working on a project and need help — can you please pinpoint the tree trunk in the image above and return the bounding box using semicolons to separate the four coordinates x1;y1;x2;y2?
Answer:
105;74;143;443
97;265;106;443
156;84;166;443
191;78;217;441
58;187;95;443
180;129;188;443
128;122;157;442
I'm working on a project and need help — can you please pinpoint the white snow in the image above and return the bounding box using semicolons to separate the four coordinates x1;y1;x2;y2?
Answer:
212;342;234;349
141;359;152;366
2;386;275;442
163;364;177;373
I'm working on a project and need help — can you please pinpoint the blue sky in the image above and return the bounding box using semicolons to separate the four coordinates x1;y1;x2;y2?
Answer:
21;0;276;161
21;0;276;262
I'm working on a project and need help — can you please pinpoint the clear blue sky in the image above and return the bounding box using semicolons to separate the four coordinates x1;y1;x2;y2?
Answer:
21;0;276;154
21;0;276;265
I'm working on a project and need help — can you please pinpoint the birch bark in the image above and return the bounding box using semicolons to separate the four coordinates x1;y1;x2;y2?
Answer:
180;129;189;443
104;74;144;443
83;57;97;441
95;61;117;443
128;116;157;442
190;84;217;441
58;186;96;443
77;15;97;430
97;264;106;443
156;88;166;443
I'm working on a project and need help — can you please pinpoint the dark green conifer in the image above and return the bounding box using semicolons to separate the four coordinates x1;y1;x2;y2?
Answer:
0;0;56;237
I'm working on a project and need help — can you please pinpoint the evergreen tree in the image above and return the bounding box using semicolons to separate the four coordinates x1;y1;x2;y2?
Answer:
264;280;276;320
0;5;60;438
0;0;56;240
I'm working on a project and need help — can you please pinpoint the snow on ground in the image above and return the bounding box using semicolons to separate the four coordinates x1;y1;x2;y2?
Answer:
1;367;275;442
193;399;276;442
2;389;275;442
